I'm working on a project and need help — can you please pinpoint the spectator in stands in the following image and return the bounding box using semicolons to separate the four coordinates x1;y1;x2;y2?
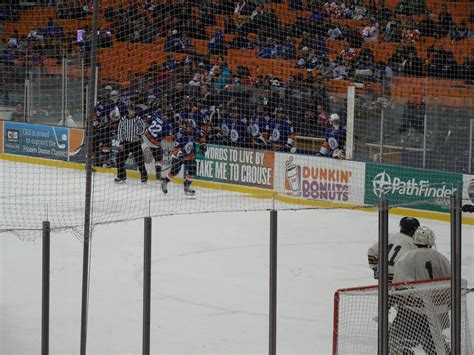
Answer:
362;19;379;42
452;20;470;42
426;43;458;79
418;12;437;38
213;62;232;90
255;87;278;114
327;22;344;40
438;4;455;37
10;103;25;122
208;27;225;55
43;17;64;40
7;30;21;49
384;16;402;42
402;21;420;44
333;56;349;80
318;56;336;78
401;50;424;77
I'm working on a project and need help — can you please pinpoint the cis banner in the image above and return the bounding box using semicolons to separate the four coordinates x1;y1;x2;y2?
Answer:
197;145;275;189
3;121;69;161
364;163;463;212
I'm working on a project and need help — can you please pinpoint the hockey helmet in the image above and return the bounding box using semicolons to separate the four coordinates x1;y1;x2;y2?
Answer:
329;113;340;123
399;217;420;237
413;226;435;247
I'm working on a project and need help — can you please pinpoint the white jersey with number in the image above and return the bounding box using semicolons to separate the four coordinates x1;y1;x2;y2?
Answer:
393;248;450;283
368;232;417;276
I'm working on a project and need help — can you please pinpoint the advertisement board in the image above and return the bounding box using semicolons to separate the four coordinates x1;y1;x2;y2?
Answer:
274;153;366;205
0;120;3;154
364;163;462;212
463;174;474;207
3;121;69;161
197;145;275;189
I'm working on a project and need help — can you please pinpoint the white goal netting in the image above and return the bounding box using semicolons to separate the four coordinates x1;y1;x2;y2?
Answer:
333;278;473;355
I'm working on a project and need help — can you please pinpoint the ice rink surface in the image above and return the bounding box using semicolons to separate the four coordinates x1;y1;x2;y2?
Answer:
1;162;473;354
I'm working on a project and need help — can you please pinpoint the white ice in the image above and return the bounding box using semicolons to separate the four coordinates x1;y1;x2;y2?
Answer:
1;163;473;354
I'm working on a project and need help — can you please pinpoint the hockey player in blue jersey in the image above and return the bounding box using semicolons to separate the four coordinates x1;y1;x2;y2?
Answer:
269;107;296;153
221;106;248;147
143;109;174;181
221;106;248;148
93;90;127;167
249;104;272;148
161;118;207;196
319;113;346;159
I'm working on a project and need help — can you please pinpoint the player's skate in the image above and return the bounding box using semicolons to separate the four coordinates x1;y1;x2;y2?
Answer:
155;166;163;181
161;177;169;194
184;181;195;197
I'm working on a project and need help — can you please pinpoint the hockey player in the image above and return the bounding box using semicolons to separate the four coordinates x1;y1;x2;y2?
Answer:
319;113;346;159
390;226;451;355
368;217;420;281
221;106;248;148
269;107;296;153
393;226;450;282
93;90;127;167
249;104;272;148
143;109;174;181
161;118;206;196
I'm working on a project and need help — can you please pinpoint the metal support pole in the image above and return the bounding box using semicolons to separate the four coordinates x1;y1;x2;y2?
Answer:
81;56;85;128
80;0;100;353
346;85;355;160
378;198;389;355
41;221;50;355
450;192;462;355
269;210;277;355
422;111;427;169
64;55;68;122
61;55;65;122
143;217;152;355
379;110;384;163
469;119;473;174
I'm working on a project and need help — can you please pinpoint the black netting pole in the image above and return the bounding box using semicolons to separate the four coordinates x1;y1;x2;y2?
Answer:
378;198;389;355
80;0;100;353
143;217;152;355
269;210;277;355
450;192;462;355
41;221;50;355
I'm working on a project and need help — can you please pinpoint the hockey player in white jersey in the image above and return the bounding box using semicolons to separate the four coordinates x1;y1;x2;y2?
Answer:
368;217;420;281
390;226;451;355
393;226;450;282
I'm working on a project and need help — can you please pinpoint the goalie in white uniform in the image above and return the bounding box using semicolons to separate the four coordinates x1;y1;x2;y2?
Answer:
368;217;420;282
390;226;451;355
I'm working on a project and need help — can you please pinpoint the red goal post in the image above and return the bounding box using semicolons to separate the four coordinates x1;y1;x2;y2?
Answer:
333;278;472;355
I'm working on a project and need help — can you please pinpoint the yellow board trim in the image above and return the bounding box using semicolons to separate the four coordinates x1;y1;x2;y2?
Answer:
1;153;473;225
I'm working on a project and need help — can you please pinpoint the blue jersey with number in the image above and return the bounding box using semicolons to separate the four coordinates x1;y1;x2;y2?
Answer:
269;118;295;148
249;115;272;142
94;101;127;126
144;110;174;147
222;117;247;145
174;127;204;159
323;126;346;152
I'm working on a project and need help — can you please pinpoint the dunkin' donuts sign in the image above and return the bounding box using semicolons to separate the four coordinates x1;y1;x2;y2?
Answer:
280;154;364;204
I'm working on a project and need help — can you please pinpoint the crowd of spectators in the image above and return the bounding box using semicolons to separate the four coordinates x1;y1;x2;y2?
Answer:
0;0;473;141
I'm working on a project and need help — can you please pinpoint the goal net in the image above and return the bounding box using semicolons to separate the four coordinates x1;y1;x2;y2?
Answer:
333;278;473;355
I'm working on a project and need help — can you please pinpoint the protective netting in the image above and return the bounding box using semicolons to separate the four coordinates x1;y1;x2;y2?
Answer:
334;278;473;355
1;1;474;232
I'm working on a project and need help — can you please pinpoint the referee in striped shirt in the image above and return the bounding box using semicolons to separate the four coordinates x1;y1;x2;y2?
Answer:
115;105;148;183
